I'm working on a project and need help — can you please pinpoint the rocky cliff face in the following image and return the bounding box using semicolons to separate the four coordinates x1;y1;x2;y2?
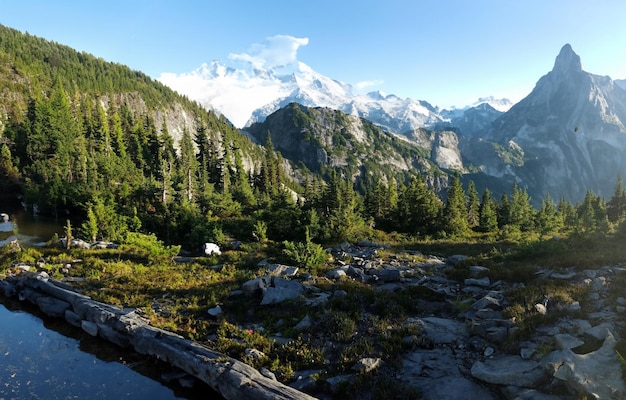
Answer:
244;103;451;189
473;44;626;202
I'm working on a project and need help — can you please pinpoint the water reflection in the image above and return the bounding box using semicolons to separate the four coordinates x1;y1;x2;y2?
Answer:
0;196;65;247
0;298;222;399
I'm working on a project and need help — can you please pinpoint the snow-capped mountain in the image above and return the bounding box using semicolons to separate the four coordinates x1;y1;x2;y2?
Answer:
159;58;508;134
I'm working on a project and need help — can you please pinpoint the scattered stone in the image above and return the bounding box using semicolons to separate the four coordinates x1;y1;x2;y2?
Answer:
81;320;99;336
352;357;383;373
469;265;489;277
464;277;490;287
245;348;266;360
260;368;277;381
520;348;536;360
266;264;299;277
207;305;222;317
326;268;347;280
294;315;312;331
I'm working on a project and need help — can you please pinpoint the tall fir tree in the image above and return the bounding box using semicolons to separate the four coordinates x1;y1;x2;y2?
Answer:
442;174;469;236
478;188;498;233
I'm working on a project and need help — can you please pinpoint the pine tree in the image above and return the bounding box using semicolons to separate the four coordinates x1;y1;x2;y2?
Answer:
478;188;498;233
396;176;441;235
607;173;626;223
509;182;535;231
466;180;480;228
535;193;562;235
178;127;198;204
442;174;469;236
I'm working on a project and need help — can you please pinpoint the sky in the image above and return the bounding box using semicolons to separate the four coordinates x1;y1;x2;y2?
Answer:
1;0;625;109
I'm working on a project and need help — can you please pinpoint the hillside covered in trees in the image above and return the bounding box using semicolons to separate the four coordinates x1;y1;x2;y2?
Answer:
1;23;626;251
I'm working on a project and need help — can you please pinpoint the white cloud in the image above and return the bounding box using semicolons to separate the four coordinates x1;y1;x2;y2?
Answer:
228;35;309;69
356;79;384;90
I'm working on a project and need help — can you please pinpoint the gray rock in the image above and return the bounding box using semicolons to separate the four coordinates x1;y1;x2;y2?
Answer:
471;355;548;387
36;296;70;318
501;386;565;400
584;323;613;342
591;276;607;291
64;309;82;327
242;276;271;296
469;265;490;277
418;376;497;400
550;332;625;399
464;277;490;287
294;315;312;331
554;334;584;350
409;317;467;344
471;295;502;311
207;305;223;317
551;271;577;280
326;268;347;280
352;357;383;373
520;348;536;360
447;254;468;266
81;320;99;336
266;264;299;277
260;368;276;381
260;278;304;305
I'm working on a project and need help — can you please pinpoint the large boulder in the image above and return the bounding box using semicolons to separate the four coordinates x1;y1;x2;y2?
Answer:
543;331;626;399
260;277;303;305
471;355;548;387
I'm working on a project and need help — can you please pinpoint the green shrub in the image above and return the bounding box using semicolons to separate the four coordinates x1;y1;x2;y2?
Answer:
282;237;328;273
121;232;181;259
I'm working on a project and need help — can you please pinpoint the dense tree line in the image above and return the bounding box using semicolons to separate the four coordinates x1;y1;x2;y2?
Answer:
2;23;626;251
3;75;626;250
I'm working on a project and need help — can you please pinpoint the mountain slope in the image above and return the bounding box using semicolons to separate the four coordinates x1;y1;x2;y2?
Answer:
244;103;456;190
478;44;626;201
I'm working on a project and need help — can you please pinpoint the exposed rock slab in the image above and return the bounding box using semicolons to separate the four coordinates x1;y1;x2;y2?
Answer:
471;355;548;387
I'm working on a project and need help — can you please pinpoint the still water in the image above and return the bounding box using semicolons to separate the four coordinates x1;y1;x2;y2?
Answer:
0;299;220;400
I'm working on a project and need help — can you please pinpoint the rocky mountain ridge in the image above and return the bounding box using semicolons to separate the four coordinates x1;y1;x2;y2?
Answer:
475;44;626;201
159;57;512;135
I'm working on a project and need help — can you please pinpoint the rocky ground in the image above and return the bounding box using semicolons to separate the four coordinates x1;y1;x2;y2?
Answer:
3;239;626;399
232;241;626;399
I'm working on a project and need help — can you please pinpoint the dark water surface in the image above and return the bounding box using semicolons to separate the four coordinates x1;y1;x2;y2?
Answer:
0;298;221;400
0;196;65;247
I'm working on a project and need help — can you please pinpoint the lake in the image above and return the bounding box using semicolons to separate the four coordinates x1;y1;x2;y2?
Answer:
0;297;222;399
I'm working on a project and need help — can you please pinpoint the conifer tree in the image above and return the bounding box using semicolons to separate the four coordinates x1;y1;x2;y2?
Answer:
442;174;469;236
607;173;626;223
509;182;535;231
178;127;198;204
466;180;480;228
478;188;498;233
535;193;562;235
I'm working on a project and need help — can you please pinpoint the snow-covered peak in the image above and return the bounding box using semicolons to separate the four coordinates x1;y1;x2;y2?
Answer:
472;96;514;112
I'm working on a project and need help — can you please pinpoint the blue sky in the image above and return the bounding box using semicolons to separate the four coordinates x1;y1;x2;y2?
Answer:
1;0;625;108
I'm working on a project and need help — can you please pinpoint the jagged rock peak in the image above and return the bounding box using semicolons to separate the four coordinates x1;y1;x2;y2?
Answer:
552;44;582;74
